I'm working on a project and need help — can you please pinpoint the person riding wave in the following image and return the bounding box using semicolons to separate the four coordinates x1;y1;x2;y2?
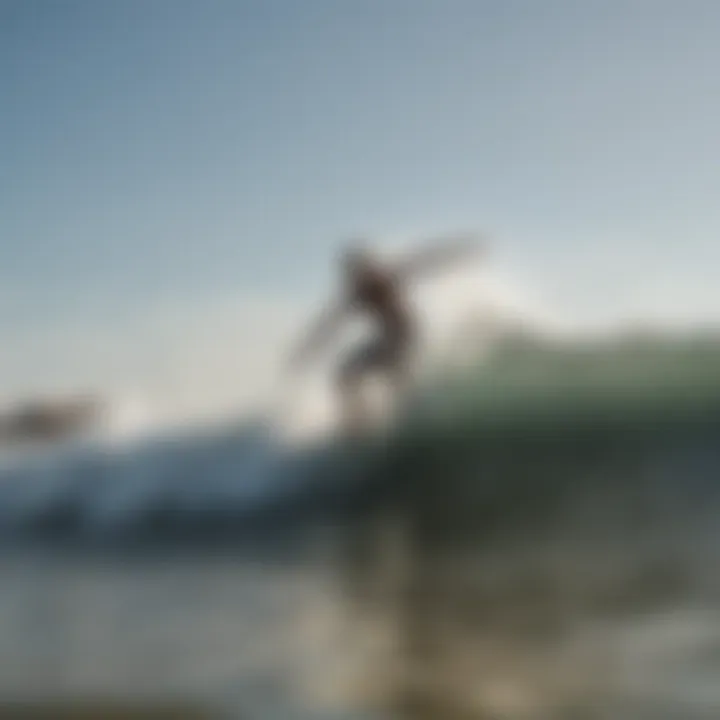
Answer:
288;233;486;432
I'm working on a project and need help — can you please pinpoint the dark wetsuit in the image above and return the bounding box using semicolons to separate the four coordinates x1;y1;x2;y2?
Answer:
338;268;415;384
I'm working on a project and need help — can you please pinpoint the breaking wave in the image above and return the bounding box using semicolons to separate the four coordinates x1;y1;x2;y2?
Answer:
0;330;718;550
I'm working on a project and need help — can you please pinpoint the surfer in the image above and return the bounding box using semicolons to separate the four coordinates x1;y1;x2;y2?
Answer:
287;234;486;432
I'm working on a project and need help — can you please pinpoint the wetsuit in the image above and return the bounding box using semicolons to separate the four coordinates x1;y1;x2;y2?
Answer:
337;268;415;385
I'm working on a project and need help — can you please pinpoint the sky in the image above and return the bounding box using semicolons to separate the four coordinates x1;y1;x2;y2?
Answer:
3;0;720;419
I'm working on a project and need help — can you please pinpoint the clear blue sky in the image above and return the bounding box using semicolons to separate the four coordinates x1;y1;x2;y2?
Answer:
2;0;719;414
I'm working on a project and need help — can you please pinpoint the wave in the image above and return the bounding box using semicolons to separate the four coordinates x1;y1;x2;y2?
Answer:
0;331;718;548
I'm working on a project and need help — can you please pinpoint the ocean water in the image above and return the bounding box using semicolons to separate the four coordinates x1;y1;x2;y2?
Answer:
1;333;720;719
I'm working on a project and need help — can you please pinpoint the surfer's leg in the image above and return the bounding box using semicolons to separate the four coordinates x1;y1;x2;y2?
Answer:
336;341;384;432
385;358;412;420
379;335;416;417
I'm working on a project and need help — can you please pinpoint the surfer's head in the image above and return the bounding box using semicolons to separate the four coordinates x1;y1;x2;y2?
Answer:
339;240;378;281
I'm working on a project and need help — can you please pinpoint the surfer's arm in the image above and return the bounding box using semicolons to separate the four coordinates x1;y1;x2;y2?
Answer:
288;297;350;371
394;232;486;282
